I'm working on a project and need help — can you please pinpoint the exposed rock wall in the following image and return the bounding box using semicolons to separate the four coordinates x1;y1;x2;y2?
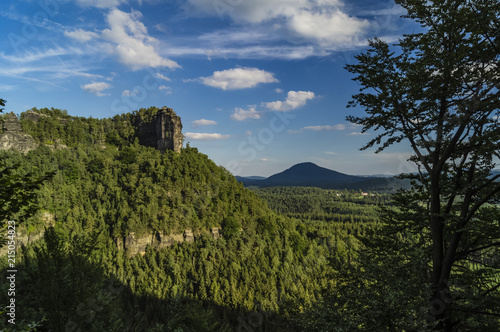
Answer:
0;112;37;153
2;226;222;258
0;211;54;256
122;227;221;257
137;107;183;153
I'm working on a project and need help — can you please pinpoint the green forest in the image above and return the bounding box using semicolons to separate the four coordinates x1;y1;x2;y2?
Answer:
1;105;499;331
1;0;500;331
0;107;381;331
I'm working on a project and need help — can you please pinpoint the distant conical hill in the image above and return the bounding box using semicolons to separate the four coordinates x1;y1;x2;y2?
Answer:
238;162;410;192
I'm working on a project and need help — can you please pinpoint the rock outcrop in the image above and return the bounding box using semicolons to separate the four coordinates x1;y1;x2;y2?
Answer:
20;110;48;123
2;225;222;258
0;211;54;256
0;112;37;153
122;227;221;257
137;107;183;153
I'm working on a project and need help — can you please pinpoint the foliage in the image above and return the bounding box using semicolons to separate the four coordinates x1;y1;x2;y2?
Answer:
343;0;500;330
1;115;352;330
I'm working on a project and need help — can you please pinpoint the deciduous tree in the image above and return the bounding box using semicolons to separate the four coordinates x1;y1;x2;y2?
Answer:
346;0;500;330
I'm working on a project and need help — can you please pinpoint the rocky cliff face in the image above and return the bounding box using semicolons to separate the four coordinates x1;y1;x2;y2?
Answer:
137;107;183;153
0;112;37;153
2;225;222;258
119;227;221;257
0;211;54;256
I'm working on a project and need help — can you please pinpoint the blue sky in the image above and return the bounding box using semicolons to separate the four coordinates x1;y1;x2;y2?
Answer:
0;0;420;176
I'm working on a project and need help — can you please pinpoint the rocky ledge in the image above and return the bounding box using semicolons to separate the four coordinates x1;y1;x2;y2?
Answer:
118;227;221;257
0;112;37;153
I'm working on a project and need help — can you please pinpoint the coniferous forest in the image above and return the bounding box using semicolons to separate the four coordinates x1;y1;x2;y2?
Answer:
0;107;381;331
1;1;500;331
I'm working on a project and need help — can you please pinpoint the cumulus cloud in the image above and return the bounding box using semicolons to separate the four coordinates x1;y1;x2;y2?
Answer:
192;119;217;127
265;90;315;111
185;0;369;49
81;82;111;96
101;9;180;70
196;67;277;90
288;8;369;46
184;132;230;140
231;107;262;121
304;124;345;131
67;9;180;71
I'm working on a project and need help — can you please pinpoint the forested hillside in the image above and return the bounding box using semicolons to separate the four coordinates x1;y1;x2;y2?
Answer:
0;108;372;331
1;102;499;331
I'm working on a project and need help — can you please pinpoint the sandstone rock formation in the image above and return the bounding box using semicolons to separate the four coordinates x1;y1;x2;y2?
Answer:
137;107;183;153
1;226;222;258
122;227;221;257
0;112;37;153
0;211;54;256
20;110;48;123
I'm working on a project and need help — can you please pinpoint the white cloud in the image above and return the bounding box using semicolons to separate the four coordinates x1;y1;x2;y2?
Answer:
159;85;172;94
0;47;83;63
304;124;345;131
288;9;369;47
0;84;15;91
186;0;341;24
275;88;283;93
184;132;230;140
155;73;171;81
71;9;179;71
196;67;277;90
265;90;315;111
325;151;338;155
185;0;369;49
287;123;345;134
348;131;369;136
231;107;262;121
122;89;131;96
81;82;111;96
106;72;117;81
167;44;320;60
64;28;99;42
192;119;217;127
102;9;180;70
